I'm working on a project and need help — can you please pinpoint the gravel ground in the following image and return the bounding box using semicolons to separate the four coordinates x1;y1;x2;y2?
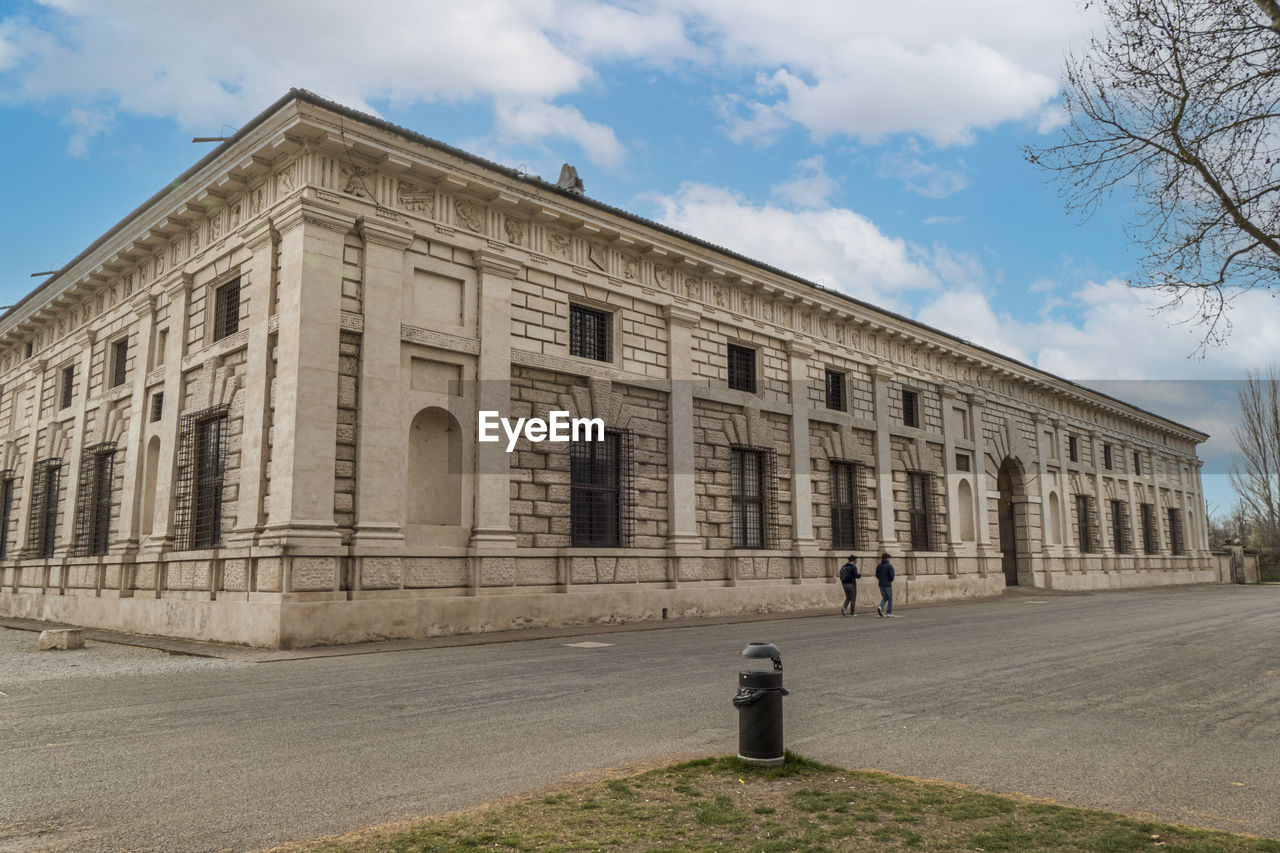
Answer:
0;627;244;689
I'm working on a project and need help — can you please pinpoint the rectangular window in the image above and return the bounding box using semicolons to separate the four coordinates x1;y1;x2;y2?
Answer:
175;407;229;550
570;430;628;547
727;344;756;393
212;278;241;341
155;328;168;367
569;304;612;362
151;392;164;423
1133;451;1141;475
60;365;75;410
0;472;15;559
1076;494;1099;553
1168;508;1186;555
1110;499;1131;554
902;389;920;428
74;443;116;557
955;453;970;472
824;369;845;411
1103;443;1113;470
907;471;934;550
1140;502;1158;554
110;337;129;388
829;461;864;549
24;341;33;359
731;448;772;548
28;459;61;558
1068;435;1079;462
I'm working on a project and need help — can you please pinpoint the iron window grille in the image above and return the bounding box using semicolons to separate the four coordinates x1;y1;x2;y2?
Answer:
955;453;971;472
824;369;846;411
569;304;612;362
151;392;164;423
906;471;938;550
1068;435;1079;462
902;389;920;428
1103;444;1113;470
27;458;61;558
1140;502;1159;554
569;429;633;547
1167;508;1186;555
174;405;229;550
60;365;75;410
1110;499;1132;554
727;344;756;393
1075;494;1101;553
731;446;777;549
0;471;15;559
110;338;128;388
212;278;241;341
829;460;867;550
73;442;117;557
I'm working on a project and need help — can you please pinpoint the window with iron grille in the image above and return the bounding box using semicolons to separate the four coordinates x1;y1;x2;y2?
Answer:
1133;451;1141;475
902;389;920;428
27;459;61;558
570;430;632;547
727;344;756;393
1103;443;1113;470
824;369;845;411
60;365;75;410
907;471;934;550
731;447;775;548
569;304;612;362
74;443;117;557
1167;507;1186;555
1075;494;1100;553
829;460;865;549
151;392;164;423
212;278;241;341
1140;502;1158;554
0;472;15;559
955;453;970;472
1068;435;1079;462
174;406;229;550
1110;499;1132;553
110;337;129;388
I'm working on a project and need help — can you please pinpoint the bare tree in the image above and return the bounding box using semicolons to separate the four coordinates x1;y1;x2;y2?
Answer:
1229;366;1280;547
1028;0;1280;344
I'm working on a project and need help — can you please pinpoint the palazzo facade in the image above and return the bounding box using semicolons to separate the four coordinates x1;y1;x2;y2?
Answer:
0;91;1214;648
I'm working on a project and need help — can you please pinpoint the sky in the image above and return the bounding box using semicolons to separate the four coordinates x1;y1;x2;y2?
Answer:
0;0;1274;516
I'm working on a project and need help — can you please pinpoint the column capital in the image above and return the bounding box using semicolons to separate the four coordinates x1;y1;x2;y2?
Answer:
167;272;194;298
663;303;701;329
243;217;276;252
784;338;814;359
273;196;358;237
356;216;415;250
472;250;522;278
871;363;895;382
128;291;158;321
968;391;988;407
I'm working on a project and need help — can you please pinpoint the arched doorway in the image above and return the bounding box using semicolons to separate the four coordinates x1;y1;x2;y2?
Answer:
996;457;1027;586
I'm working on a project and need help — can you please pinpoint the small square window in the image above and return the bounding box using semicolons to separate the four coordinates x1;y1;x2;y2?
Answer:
727;344;756;393
955;453;970;472
110;338;129;388
569;304;612;362
151;392;164;423
1068;435;1079;462
212;278;241;341
824;369;845;411
902;389;919;428
60;365;75;410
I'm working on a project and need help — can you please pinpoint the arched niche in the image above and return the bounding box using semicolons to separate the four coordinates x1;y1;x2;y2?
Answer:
957;479;975;542
141;435;161;537
407;406;462;526
1048;491;1063;546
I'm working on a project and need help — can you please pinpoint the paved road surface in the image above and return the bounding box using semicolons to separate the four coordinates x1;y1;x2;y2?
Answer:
1;584;1277;851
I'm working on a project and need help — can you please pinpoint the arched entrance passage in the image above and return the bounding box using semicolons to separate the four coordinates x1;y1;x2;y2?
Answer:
996;456;1029;586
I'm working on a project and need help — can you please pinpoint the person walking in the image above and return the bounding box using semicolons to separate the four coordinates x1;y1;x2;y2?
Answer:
875;552;895;617
838;555;861;616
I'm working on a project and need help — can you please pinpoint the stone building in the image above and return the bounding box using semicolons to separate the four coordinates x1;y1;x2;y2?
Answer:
0;90;1214;648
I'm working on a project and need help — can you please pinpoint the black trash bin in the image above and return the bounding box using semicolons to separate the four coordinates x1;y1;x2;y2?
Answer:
733;642;788;766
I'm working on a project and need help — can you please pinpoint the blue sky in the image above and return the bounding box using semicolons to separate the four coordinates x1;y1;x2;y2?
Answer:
1;0;1272;514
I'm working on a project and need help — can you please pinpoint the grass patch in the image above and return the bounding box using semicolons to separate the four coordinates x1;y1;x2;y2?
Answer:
283;751;1280;853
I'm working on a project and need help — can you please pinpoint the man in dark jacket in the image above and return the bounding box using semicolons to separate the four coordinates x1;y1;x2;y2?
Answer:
838;555;860;616
875;553;895;617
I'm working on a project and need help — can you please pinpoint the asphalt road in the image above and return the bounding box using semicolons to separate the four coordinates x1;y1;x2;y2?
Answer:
1;584;1278;852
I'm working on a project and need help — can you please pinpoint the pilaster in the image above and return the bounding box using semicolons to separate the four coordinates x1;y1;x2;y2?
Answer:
664;304;700;550
871;365;897;549
114;295;158;555
785;339;817;556
15;358;49;556
143;274;193;552
969;391;992;553
57;329;97;555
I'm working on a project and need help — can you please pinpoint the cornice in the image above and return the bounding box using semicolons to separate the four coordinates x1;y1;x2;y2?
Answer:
471;250;522;279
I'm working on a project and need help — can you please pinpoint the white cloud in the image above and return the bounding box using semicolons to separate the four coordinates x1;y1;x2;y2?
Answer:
770;155;837;208
923;215;963;226
878;143;969;198
495;100;625;168
60;105;111;157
